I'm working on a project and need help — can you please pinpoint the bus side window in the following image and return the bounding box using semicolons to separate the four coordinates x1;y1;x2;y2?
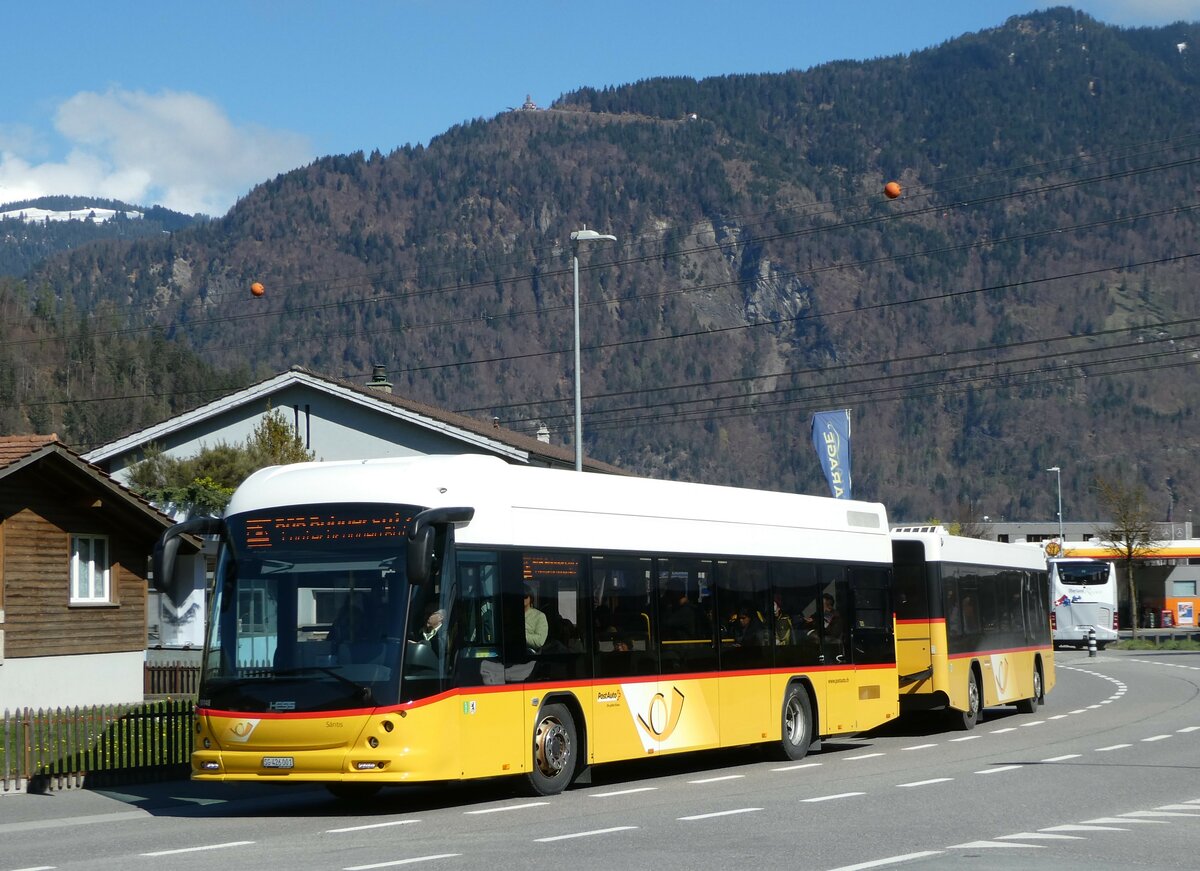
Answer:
593;555;657;679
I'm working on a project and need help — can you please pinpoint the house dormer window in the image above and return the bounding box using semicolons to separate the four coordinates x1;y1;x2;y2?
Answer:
70;534;111;604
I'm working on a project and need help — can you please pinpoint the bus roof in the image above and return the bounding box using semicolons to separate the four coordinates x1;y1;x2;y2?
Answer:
227;454;893;563
890;526;1046;571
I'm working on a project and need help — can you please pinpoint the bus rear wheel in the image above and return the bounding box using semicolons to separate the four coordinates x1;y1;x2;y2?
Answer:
953;670;982;731
526;703;578;796
1015;664;1043;714
779;684;813;761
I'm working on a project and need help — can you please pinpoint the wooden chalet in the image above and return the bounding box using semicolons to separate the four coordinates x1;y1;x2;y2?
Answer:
0;435;195;709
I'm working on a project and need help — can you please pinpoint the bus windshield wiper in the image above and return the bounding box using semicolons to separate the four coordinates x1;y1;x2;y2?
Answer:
273;666;375;704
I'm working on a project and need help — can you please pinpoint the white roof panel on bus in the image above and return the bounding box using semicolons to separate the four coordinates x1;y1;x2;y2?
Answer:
226;455;892;564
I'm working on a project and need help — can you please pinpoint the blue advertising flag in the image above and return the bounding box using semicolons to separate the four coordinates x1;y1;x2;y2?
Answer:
811;409;852;499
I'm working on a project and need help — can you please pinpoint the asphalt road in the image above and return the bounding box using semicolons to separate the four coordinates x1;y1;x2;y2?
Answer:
2;647;1198;871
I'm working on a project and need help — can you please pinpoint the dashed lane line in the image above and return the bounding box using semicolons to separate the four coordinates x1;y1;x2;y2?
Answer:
589;786;658;798
535;826;638;842
1041;754;1081;762
1095;743;1131;751
463;801;549;815
771;762;822;772
802;792;866;803
141;841;254;857
897;778;953;788
975;764;1023;775
678;808;761;821
688;774;745;784
824;851;944;871
949;840;1043;849
345;854;462;869
328;820;420;833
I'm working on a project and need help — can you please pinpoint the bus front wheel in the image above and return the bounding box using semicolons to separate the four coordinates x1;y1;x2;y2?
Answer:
526;703;578;796
954;670;982;731
779;684;813;761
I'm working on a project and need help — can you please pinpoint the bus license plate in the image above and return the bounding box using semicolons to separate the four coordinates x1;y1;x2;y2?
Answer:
262;756;294;769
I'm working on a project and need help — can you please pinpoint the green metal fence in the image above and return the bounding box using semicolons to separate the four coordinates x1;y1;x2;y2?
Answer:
1;699;195;794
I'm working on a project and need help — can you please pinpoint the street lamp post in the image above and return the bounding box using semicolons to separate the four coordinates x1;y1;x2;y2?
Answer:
570;228;617;471
1046;466;1064;551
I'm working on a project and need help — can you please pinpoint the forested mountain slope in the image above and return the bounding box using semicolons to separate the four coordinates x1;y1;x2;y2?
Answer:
4;7;1199;522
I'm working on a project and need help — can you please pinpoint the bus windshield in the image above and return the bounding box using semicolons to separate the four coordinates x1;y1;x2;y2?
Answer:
1056;563;1111;586
199;504;424;713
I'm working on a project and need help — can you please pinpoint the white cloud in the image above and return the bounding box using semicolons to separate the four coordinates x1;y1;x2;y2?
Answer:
0;89;313;216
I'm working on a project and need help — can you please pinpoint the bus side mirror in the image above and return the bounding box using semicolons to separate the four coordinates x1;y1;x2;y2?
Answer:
407;525;435;586
153;516;222;606
406;506;475;586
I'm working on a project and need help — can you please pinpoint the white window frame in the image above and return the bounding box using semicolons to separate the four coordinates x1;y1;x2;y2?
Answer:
70;534;111;604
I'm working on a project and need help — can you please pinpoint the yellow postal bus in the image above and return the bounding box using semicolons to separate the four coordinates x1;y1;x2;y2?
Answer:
156;454;900;796
891;526;1054;730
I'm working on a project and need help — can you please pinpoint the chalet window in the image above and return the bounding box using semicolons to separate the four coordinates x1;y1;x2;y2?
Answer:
70;535;111;604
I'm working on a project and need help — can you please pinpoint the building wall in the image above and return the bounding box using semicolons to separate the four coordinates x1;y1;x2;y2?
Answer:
0;651;144;709
0;471;148;658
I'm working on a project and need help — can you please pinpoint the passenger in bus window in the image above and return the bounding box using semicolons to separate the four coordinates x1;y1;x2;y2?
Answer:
772;595;794;645
804;593;840;636
961;596;979;634
661;583;706;640
524;584;549;651
734;604;769;647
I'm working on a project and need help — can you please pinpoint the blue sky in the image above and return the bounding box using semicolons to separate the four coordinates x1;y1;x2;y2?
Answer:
3;1;1197;216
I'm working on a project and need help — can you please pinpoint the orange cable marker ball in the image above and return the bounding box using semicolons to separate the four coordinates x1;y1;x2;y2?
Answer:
884;181;902;199
250;282;265;297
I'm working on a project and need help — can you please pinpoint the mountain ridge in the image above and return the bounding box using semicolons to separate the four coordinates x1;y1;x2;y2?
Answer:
3;6;1199;523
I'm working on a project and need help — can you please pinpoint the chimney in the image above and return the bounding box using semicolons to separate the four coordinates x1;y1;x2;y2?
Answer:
536;424;550;444
366;365;392;394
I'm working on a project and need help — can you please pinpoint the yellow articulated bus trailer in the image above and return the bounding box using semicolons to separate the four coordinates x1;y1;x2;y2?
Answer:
155;454;899;798
890;526;1054;730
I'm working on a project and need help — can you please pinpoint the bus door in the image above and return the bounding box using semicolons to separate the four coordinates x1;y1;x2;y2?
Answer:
451;550;524;779
848;565;897;725
819;569;856;731
891;541;934;696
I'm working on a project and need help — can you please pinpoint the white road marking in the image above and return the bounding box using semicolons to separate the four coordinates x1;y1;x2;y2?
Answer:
535;826;638;842
1020;720;1045;727
1041;754;1081;762
464;801;549;815
772;762;823;771
1082;817;1168;825
949;840;1043;849
328;820;420;833
949;735;980;742
1095;743;1131;752
902;743;938;751
678;808;761;821
975;765;1022;775
996;832;1083;841
989;727;1017;734
824;851;943;871
589;786;658;798
1048;714;1069;720
802;792;865;802
688;774;745;784
1141;735;1172;742
1043;824;1130;832
897;778;953;788
1177;726;1200;733
346;855;462;869
844;752;885;761
142;842;254;856
1069;709;1088;714
1154;804;1200;811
